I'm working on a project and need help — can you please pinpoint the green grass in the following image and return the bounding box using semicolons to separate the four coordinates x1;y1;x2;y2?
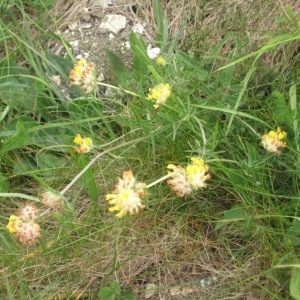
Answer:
0;0;300;299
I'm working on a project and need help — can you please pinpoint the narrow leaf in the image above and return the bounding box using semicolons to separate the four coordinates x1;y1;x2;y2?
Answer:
290;267;300;300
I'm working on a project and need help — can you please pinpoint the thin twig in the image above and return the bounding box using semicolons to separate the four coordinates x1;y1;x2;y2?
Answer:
60;136;146;196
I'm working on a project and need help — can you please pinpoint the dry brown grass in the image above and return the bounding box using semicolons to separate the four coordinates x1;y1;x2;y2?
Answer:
51;0;300;73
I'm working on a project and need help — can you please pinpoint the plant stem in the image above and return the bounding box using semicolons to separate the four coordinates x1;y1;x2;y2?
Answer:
60;136;146;196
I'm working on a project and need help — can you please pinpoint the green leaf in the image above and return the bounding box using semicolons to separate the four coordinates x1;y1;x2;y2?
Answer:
31;125;71;152
67;98;103;120
0;60;46;112
36;152;70;177
215;206;247;230
129;31;153;82
7;116;39;145
176;52;208;80
76;156;99;205
98;282;121;300
105;49;133;86
13;156;38;175
219;62;234;88
290;267;300;300
98;287;117;300
1;121;27;154
153;0;164;44
0;172;10;193
285;219;300;247
286;6;300;29
147;65;164;82
0;105;9;122
45;53;73;80
152;0;170;49
0;232;13;251
121;290;134;300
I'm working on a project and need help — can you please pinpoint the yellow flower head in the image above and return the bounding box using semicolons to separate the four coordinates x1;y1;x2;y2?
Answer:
147;83;171;109
262;127;287;154
186;157;211;189
7;204;42;244
73;134;93;153
69;59;96;94
6;215;22;233
167;157;210;197
155;56;166;66
106;171;146;218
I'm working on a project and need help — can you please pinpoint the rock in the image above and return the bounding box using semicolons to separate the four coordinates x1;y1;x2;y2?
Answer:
93;0;114;8
81;23;92;29
132;23;144;35
99;14;126;35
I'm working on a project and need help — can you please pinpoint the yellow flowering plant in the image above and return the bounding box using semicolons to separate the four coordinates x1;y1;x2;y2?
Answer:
6;203;42;245
155;56;166;66
106;171;146;218
261;127;287;154
167;157;211;197
147;83;171;108
73;134;93;153
69;59;97;94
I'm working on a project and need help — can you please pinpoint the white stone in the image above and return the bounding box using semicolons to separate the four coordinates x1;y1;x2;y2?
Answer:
93;0;114;8
69;40;79;47
99;14;127;35
200;279;206;288
109;33;115;40
132;23;144;35
81;23;92;29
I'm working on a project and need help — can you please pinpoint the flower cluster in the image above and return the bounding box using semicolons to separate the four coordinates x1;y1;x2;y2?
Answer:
40;191;64;211
155;56;166;66
69;59;97;94
6;203;41;244
167;157;211;197
147;83;171;108
106;171;146;218
262;127;287;154
73;134;93;153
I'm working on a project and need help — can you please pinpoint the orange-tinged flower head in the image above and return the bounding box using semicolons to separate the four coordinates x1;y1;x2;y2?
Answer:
167;157;210;197
262;127;287;154
18;203;38;222
17;221;41;245
147;83;171;108
167;164;192;197
40;191;64;211
73;134;93;153
69;59;96;94
7;213;42;245
106;171;146;218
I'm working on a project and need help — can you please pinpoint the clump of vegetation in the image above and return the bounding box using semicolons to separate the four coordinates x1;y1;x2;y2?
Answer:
1;0;300;299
